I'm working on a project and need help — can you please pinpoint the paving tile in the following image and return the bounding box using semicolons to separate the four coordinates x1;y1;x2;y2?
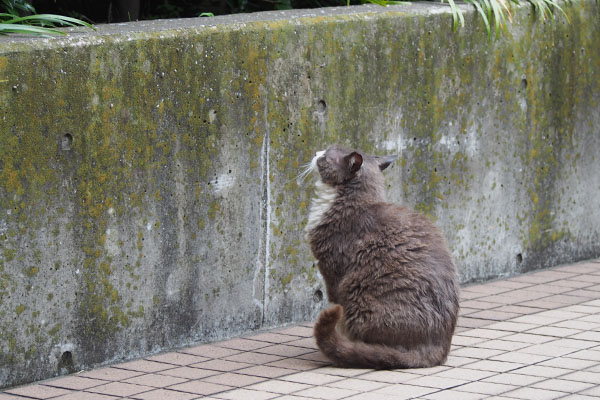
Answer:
332;393;400;400
246;379;313;394
484;321;539;332
518;343;577;357
45;376;106;390
294;386;358;399
509;314;564;325
451;335;486;346
214;388;280;400
468;310;522;321
559;370;600;384
285;338;319;349
483;372;546;386
223;352;284;365
255;345;315;357
276;326;314;337
490;351;552;364
276;396;329;400
461;284;512;295
266;358;326;371
553;320;600;330
458;328;511;339
443;355;478;367
182;344;241;358
122;373;188;387
525;285;573;295
313;367;373;377
236;365;297;378
215;338;271;351
527;326;582;337
461;300;502;310
456;317;495;329
474;339;531;351
87;381;153;397
547;338;597;350
563;349;600;361
541;294;589;306
532;378;595;393
373;384;438;399
52;393;118;400
130;388;198;400
146;352;209;365
404;365;450;376
167;380;232;395
355;370;420;384
450;346;505;359
159;366;220;379
580;385;600;397
404;375;467;389
546;279;594;289
202;372;266;387
501;333;555;344
538;357;598;370
493;305;545;315
191;359;253;372
503;387;566;400
326;378;388;392
296;351;331;363
558;395;598;400
116;360;173;373
246;332;301;343
512;365;572;378
4;384;73;399
423;390;487;400
570;331;600;341
281;371;344;385
463;359;523;372
78;367;143;381
454;381;517;395
433;367;497;381
0;394;23;400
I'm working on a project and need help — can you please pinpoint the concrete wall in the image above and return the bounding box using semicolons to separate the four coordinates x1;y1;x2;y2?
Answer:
1;0;599;387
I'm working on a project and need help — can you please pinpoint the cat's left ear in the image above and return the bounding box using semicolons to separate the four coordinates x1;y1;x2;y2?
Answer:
378;155;398;171
345;152;363;174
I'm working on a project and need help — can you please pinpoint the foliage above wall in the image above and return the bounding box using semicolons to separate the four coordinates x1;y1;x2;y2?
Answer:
29;0;567;37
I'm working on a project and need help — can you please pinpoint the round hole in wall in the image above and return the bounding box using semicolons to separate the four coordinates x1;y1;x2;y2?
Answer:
61;134;73;151
520;79;528;91
58;351;75;374
317;100;327;114
314;289;323;302
516;253;523;264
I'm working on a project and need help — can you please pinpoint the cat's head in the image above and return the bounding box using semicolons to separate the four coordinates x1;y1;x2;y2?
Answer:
306;146;397;189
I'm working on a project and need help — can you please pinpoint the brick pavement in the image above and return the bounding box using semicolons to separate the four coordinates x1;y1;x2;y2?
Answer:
2;259;600;400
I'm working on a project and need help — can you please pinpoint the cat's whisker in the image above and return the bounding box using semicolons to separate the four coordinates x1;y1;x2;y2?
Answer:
295;161;314;185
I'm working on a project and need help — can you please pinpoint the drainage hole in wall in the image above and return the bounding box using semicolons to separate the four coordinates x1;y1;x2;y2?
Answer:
314;289;323;302
61;134;73;151
516;253;523;264
317;100;327;114
520;79;528;91
58;351;75;373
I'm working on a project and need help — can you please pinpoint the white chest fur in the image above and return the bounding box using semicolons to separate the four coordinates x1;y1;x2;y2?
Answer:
306;179;337;233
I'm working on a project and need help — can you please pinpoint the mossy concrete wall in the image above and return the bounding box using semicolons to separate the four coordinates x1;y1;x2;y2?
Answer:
1;0;599;388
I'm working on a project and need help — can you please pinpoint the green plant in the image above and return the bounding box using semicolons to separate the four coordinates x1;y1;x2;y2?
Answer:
444;0;567;37
0;0;93;36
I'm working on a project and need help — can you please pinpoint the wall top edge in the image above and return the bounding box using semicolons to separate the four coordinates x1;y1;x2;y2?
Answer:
0;2;477;53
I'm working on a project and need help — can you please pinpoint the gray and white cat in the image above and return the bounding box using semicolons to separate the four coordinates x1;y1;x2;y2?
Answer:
303;146;459;368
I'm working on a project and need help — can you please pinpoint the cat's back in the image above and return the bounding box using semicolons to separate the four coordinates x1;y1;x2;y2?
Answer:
358;201;456;277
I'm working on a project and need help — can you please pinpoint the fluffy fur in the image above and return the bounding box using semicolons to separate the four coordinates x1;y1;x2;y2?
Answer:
305;146;459;369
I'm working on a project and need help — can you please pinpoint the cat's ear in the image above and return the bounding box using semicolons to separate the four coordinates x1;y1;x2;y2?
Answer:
378;155;398;171
345;152;363;174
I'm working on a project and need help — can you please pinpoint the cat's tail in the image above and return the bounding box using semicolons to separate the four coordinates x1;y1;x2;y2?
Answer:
314;305;448;369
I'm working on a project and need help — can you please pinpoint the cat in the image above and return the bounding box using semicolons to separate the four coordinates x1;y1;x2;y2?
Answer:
303;146;459;369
